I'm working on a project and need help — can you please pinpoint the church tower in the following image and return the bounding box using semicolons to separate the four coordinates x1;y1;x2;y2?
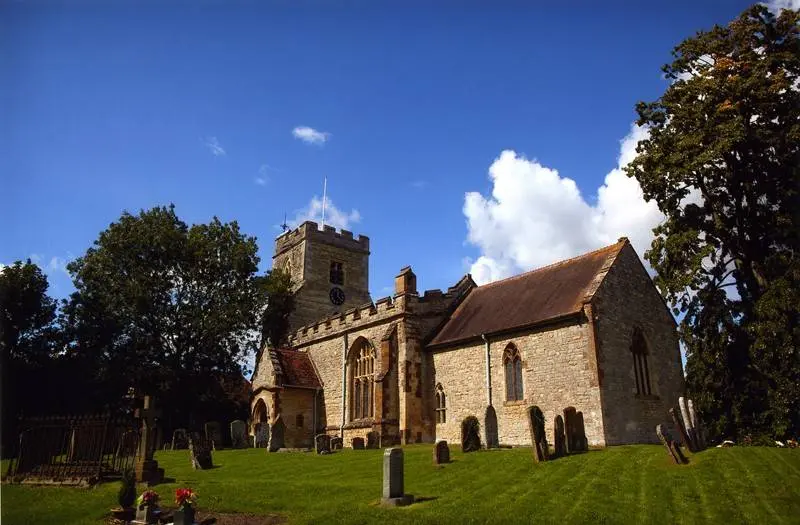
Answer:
273;221;371;330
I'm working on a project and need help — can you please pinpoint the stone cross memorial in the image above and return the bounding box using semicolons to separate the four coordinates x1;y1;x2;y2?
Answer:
381;448;414;507
134;395;165;485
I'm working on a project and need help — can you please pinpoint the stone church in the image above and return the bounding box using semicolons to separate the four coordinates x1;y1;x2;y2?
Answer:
250;221;685;449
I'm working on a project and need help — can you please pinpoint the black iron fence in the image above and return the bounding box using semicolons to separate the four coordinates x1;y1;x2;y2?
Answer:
4;413;141;485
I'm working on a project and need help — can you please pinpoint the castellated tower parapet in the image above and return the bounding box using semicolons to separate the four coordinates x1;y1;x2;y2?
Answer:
275;221;370;258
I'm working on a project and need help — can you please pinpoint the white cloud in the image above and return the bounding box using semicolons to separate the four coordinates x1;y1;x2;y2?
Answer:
292;126;330;145
763;0;800;13
47;256;70;275
410;180;428;189
290;196;360;232
254;177;267;186
203;136;226;157
464;124;664;285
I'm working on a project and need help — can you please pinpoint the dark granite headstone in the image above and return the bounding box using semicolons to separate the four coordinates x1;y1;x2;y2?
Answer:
188;432;213;470
315;434;332;454
433;440;450;465
268;416;285;452
204;421;223;450
553;415;566;458
381;448;414;506
366;431;379;449
563;407;577;454
575;411;588;452
351;437;365;450
527;405;548;462
230;420;248;449
460;415;481;452
484;405;499;449
171;428;188;450
330;437;343;451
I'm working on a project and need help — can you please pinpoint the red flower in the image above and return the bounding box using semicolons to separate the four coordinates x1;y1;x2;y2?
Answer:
175;488;197;508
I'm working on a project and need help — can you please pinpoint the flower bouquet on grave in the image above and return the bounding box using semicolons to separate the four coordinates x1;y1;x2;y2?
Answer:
173;488;197;525
135;490;161;524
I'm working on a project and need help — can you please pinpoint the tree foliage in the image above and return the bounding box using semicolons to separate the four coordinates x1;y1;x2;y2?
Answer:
64;205;264;427
258;268;295;349
627;5;800;439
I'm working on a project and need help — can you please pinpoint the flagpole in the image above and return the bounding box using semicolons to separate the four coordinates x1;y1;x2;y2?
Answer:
321;176;327;228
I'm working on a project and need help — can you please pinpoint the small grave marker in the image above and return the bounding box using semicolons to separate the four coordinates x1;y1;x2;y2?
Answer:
433;440;450;465
315;434;332;454
188;432;213;470
171;428;188;450
351;437;365;450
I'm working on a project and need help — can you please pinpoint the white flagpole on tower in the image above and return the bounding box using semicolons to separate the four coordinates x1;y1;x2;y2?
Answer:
321;176;327;229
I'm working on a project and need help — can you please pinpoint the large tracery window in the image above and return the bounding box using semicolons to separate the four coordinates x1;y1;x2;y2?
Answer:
350;339;375;420
435;384;446;424
631;328;652;396
504;344;524;402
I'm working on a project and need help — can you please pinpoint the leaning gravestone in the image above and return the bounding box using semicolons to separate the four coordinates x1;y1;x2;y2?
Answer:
315;434;332;454
366;431;379;449
381;448;414;506
268;416;285;452
687;399;706;450
553;415;566;458
254;422;268;448
188;433;213;470
351;437;365;450
204;421;223;450
461;415;482;452
669;407;694;453
575;411;588;452
679;397;699;451
171;428;188;450
433;440;450;465
230;420;248;449
656;424;688;465
527;406;548;462
563;407;577;454
330;437;343;451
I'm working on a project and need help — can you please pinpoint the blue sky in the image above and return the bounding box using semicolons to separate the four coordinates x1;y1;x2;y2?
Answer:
1;1;759;300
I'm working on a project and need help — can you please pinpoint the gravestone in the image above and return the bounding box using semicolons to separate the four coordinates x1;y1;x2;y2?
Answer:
315;434;332;454
575;411;588;452
134;396;165;485
366;431;379;449
230;420;248;449
171;429;188;450
254;423;268;448
433;440;450;465
188;432;213;470
460;415;481;452
381;448;414;506
268;416;286;452
526;406;548;462
351;437;365;450
553;415;566;458
330;437;343;451
669;407;694;453
204;421;223;450
656;424;688;465
687;399;706;450
563;407;577;454
679;397;698;451
484;406;499;449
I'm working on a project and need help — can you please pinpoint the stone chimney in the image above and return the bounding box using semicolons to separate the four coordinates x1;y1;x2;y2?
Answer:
394;266;417;296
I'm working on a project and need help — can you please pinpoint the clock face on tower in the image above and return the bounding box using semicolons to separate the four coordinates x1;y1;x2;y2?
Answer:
329;286;346;306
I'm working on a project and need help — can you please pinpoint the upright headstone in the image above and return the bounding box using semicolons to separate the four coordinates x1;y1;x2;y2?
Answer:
575;411;588;452
669;407;694;453
315;434;332;454
134;396;165;485
171;429;188;450
656;424;688;465
460;415;482;452
687;399;705;450
553;415;566;458
330;436;343;451
563;407;577;454
204;421;223;450
381;448;414;506
527;406;549;462
366;431;379;449
254;422;268;448
433;440;450;465
679;397;698;451
351;437;365;450
188;433;213;470
230;420;248;449
484;405;499;449
267;416;285;452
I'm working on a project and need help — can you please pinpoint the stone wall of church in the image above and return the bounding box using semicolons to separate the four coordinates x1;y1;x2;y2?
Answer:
431;319;606;447
279;388;316;448
592;244;685;445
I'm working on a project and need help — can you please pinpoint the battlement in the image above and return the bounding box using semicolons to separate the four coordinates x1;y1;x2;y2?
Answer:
275;221;370;257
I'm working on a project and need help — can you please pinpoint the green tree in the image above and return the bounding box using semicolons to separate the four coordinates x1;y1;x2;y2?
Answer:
258;268;295;349
627;5;800;439
65;205;264;427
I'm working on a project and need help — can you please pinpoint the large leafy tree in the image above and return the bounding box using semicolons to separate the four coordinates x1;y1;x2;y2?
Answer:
257;268;295;350
627;5;799;439
65;205;265;427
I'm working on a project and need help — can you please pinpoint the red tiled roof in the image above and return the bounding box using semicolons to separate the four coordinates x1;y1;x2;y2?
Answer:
275;348;322;388
428;240;626;347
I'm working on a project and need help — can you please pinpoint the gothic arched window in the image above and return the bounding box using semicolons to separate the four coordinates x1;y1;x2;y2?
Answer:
504;344;524;401
435;384;447;424
349;339;375;420
631;328;652;396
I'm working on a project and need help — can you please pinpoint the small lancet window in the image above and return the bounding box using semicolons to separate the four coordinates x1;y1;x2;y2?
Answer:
503;344;524;401
631;328;652;396
435;384;447;424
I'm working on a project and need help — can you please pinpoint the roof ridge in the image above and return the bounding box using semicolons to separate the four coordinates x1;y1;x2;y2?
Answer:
476;239;627;291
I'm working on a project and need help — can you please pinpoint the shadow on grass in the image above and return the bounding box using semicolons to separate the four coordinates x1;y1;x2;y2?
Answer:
413;496;439;504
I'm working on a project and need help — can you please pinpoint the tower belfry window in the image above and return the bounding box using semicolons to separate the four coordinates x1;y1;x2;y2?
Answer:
330;261;344;285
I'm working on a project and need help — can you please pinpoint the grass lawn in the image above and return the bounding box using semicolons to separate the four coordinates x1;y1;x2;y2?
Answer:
2;445;799;524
